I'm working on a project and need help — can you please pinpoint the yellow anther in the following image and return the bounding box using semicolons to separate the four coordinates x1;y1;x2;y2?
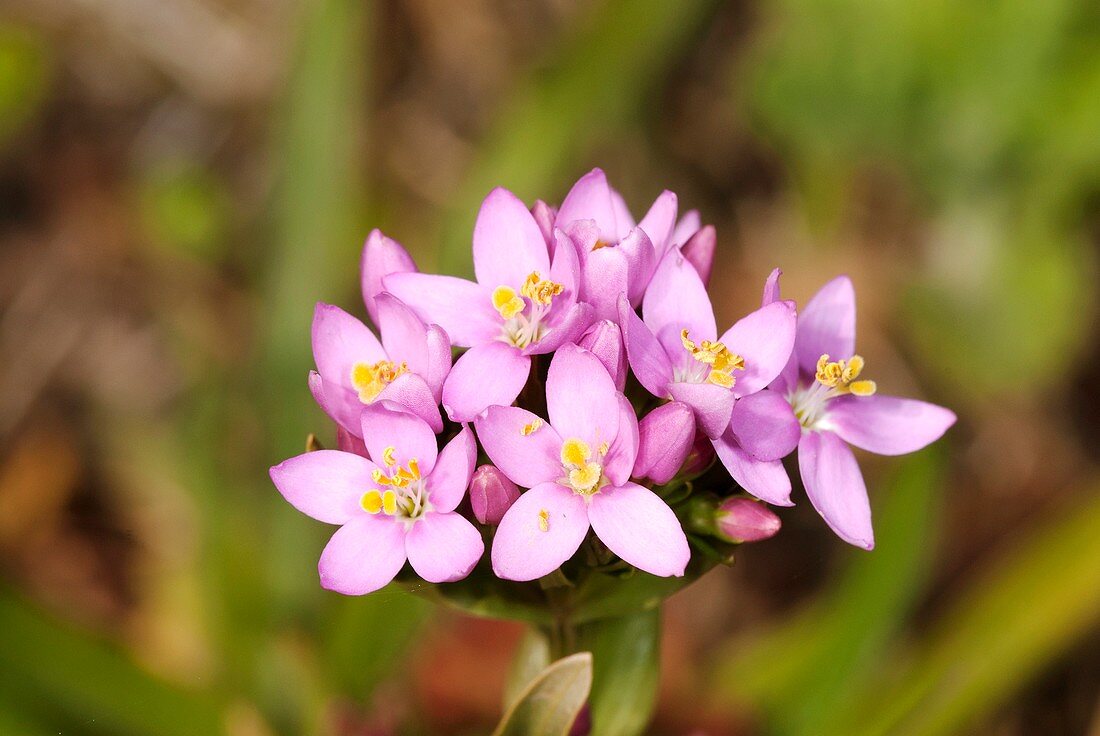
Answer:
407;458;420;479
569;463;602;492
592;240;610;251
815;354;877;396
360;490;383;514
520;272;564;306
521;418;543;436
382;446;397;467
492;286;525;320
537;509;550;532
598;441;609;456
561;438;592;468
351;360;408;403
682;329;745;389
371;468;390;485
381;490;398;515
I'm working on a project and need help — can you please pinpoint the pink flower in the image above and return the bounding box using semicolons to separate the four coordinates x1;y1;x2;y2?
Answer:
360;229;416;326
474;345;689;580
775;275;957;549
619;251;798;440
308;296;451;436
554;168;678;319
270;403;482;595
384;188;593;422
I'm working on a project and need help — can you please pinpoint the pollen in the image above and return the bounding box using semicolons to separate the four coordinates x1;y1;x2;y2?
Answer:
537;509;550;532
360;490;384;514
598;441;609;456
492;286;525;320
815;354;877;396
520;272;564;306
382;446;398;467
521;418;543;435
681;329;745;389
568;463;602;492
561;438;592;468
381;490;398;515
351;360;408;403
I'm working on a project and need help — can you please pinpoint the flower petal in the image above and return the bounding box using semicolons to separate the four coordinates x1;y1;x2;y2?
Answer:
634;401;695;484
474;405;564;488
360;402;438;472
728;389;801;461
637;190;678;259
270;450;378;524
318;515;408;595
711;433;793;506
546;344;620;446
672;209;701;246
557;168;620;242
644;248;717;359
374;293;452;399
442;343;531;423
668;381;736;440
603;395;639;486
532;199;557;252
375;372;444;433
796;275;856;374
383;272;499;347
580;242;630;322
405;512;484;583
473;187;551;289
308;370;364;437
799;430;874;550
761;267;782;307
312;303;387;388
718;300;797;397
426;426;477;513
527;302;595;356
680;225;716;287
491;482;590;581
609;186;636;241
618;296;673;397
578;319;627;391
826;395;956;456
548;228;581;306
588;482;689;577
360;229;416;326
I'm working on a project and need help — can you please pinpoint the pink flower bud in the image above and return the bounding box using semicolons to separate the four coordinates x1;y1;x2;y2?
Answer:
682;430;715;477
360;228;416;326
469;465;520;525
715;498;781;543
531;199;557;250
681;224;715;287
578;320;627;390
634;402;694;484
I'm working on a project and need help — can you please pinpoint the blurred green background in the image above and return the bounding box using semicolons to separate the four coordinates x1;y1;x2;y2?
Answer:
0;0;1097;734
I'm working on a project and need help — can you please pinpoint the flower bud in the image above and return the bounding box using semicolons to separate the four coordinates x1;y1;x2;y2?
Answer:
634;402;694;484
531;199;557;250
578;320;627;390
681;430;716;477
715;498;781;543
469;465;520;525
360;228;416;325
681;224;715;287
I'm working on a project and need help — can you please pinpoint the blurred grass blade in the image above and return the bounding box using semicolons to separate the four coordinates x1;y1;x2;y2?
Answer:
710;450;944;734
492;652;593;736
440;0;721;274
827;480;1100;736
503;627;553;710
579;610;661;736
0;591;225;736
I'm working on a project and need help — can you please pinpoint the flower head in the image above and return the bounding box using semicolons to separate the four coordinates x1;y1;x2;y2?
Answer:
308;297;451;436
474;345;689;580
270;403;481;595
385;188;594;421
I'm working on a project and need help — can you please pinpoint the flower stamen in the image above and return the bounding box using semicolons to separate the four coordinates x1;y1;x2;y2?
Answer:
815;354;877;396
560;437;605;495
351;360;408;403
681;329;745;388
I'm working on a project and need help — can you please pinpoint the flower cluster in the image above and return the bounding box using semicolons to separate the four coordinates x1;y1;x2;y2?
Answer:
270;168;956;596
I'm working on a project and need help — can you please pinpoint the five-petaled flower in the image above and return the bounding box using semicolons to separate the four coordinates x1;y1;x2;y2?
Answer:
270;403;482;595
475;345;690;580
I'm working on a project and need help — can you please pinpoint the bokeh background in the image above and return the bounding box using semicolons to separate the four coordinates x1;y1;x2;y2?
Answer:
1;0;1098;734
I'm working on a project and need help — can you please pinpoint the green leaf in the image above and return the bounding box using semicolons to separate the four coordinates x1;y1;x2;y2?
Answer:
579;610;661;736
503;628;553;710
492;652;593;736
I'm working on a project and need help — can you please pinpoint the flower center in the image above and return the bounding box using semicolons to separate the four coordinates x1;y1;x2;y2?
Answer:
350;360;407;403
789;353;877;429
679;329;745;388
360;445;430;522
491;271;563;349
560;437;606;496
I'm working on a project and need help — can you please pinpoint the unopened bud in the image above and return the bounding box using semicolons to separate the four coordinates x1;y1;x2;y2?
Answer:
634;402;694;484
681;225;716;287
470;465;520;525
681;431;716;477
578;320;627;390
360;229;416;326
715;498;781;543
